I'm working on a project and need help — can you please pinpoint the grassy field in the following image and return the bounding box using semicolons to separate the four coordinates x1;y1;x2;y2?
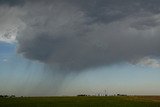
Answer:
1;96;160;107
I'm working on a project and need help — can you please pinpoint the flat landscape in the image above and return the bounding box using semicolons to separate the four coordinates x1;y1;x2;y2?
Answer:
1;96;160;107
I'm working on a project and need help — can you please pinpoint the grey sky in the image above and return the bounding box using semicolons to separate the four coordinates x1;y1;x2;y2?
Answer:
1;0;160;71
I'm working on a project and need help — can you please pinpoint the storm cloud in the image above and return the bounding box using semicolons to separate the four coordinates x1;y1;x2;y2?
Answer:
3;0;160;71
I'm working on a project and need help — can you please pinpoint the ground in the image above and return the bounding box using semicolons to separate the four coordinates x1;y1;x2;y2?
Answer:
1;96;160;107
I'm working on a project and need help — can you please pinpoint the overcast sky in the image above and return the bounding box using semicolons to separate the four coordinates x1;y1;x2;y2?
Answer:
1;0;160;96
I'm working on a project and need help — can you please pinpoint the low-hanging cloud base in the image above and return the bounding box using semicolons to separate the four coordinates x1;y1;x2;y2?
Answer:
1;0;160;71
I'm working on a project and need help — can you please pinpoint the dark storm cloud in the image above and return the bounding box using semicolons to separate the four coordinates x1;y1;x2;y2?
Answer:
0;0;24;6
14;0;160;71
73;0;160;23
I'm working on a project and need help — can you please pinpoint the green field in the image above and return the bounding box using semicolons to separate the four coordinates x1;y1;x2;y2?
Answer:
1;96;160;107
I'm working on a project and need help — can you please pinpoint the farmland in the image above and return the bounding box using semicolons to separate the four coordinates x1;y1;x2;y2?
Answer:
1;96;160;107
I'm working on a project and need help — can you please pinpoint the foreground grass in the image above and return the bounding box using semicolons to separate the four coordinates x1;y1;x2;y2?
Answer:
1;96;160;107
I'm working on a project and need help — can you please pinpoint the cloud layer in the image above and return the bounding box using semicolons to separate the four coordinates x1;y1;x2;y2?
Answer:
2;0;160;71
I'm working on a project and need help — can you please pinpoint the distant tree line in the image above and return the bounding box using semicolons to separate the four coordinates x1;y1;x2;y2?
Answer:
0;95;15;98
77;94;107;97
116;94;127;96
77;94;88;96
77;93;127;97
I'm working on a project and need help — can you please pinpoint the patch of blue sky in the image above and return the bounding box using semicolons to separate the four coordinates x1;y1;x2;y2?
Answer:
0;42;16;63
0;42;16;54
